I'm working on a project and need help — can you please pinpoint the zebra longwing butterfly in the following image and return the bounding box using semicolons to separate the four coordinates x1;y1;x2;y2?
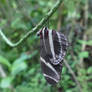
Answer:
37;27;69;85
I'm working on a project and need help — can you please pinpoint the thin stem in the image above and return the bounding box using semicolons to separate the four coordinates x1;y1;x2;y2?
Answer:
0;0;63;47
63;60;82;92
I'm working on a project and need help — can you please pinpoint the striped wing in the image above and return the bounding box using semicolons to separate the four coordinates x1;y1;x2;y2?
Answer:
40;56;62;85
39;28;69;85
40;50;63;85
51;31;69;65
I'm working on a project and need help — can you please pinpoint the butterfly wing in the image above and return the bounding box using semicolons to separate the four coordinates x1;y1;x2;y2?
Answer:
40;56;62;85
40;36;60;84
39;28;69;85
39;29;64;85
51;30;69;65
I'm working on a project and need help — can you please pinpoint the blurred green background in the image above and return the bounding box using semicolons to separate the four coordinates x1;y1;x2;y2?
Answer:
0;0;92;92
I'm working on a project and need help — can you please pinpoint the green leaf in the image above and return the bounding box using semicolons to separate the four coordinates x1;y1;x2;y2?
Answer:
11;61;27;76
15;86;33;92
66;90;72;92
87;67;92;74
0;76;13;88
78;40;92;46
0;55;11;68
11;17;27;30
11;50;38;75
62;67;67;74
0;19;7;27
79;51;89;58
87;40;92;46
11;55;27;75
29;50;38;59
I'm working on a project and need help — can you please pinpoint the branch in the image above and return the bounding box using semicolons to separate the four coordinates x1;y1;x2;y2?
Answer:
0;0;63;47
63;60;82;92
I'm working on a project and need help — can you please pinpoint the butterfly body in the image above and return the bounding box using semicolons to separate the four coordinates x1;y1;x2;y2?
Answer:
37;27;69;85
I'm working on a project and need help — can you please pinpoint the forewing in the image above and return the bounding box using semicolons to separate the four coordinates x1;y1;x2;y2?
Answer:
40;37;62;85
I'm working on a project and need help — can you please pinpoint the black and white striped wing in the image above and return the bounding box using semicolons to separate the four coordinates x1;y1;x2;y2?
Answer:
51;30;69;65
40;56;62;85
39;28;69;85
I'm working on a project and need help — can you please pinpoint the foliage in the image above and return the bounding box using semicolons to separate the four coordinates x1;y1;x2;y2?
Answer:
0;0;92;92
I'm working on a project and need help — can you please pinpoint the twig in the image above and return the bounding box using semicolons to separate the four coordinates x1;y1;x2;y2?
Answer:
63;60;82;92
0;0;63;47
0;64;6;77
77;0;88;91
